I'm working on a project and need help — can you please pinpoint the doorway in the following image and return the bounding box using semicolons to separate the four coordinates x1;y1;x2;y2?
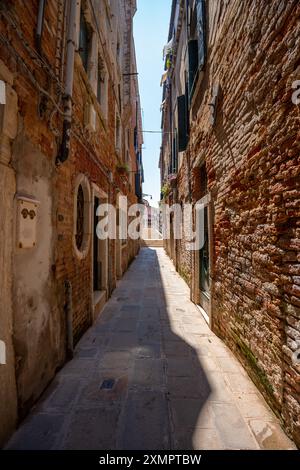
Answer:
93;196;102;291
92;186;108;320
196;164;212;323
199;204;210;314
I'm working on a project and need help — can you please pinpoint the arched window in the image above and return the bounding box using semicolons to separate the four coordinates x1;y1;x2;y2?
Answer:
74;175;91;259
76;184;85;250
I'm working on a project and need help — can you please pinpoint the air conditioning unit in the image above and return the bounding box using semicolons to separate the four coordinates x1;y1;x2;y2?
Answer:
84;103;96;132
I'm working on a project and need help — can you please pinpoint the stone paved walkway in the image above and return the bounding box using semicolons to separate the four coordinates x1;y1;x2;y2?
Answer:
7;248;295;450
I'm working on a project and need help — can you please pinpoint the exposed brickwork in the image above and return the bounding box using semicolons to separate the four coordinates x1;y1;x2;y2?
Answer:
0;0;142;445
161;0;300;446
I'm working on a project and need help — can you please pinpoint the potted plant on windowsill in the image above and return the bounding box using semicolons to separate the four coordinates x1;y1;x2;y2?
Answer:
116;162;129;176
161;182;171;201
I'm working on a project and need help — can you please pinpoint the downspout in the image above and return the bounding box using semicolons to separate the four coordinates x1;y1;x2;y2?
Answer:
56;0;80;165
36;0;46;51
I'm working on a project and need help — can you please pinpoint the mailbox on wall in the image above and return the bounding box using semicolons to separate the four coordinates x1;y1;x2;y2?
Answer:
16;195;39;249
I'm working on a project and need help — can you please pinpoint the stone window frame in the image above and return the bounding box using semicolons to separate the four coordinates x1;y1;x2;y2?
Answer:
73;173;92;260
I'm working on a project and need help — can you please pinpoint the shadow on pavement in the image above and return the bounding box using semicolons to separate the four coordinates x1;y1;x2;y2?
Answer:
6;247;212;450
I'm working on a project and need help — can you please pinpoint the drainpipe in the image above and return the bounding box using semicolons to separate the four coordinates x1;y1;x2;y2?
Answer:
56;0;80;165
36;0;46;51
65;280;74;358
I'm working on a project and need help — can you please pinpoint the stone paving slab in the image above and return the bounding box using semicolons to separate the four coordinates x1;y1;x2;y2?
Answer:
117;390;170;450
5;248;296;450
211;403;258;449
63;404;122;450
7;413;65;450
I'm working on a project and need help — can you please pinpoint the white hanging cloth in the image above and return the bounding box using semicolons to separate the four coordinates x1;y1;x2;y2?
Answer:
163;38;174;60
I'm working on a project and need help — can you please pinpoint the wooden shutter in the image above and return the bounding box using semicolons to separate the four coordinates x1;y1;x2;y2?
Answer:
177;95;188;152
135;173;141;199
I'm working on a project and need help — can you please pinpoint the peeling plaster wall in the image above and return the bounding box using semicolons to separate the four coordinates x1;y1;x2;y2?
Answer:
0;165;18;447
11;137;64;417
0;57;18;447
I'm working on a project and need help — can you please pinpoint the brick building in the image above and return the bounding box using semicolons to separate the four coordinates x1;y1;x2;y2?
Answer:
0;0;143;446
160;0;300;446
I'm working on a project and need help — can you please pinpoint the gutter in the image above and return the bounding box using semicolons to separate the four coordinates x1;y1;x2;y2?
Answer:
36;0;46;51
56;0;80;165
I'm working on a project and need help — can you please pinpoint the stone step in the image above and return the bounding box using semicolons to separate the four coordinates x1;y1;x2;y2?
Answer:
141;239;164;247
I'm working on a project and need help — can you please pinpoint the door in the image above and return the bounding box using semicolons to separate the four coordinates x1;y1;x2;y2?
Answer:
199;204;210;313
93;196;102;291
197;162;211;317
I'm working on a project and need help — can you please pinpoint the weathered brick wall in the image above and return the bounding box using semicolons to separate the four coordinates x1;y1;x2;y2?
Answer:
175;0;300;445
0;0;66;422
0;0;140;444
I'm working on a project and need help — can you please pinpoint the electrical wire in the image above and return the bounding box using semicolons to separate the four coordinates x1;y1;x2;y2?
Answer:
0;4;139;193
0;33;65;116
1;8;65;94
141;130;174;134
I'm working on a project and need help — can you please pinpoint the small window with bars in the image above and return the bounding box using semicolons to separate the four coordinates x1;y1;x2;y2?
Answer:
76;184;85;250
97;56;105;104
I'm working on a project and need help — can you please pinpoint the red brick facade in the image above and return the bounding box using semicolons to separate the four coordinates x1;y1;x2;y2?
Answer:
0;0;142;445
160;0;300;446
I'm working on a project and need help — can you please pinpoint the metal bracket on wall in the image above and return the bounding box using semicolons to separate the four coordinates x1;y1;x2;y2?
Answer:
208;83;220;127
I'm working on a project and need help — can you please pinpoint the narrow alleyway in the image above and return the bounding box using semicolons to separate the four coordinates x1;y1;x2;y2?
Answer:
7;249;295;450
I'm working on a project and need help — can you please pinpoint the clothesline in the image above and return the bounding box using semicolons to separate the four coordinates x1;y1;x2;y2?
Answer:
140;130;174;134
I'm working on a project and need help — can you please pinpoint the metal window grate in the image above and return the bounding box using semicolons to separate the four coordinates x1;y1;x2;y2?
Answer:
100;379;115;390
76;184;84;250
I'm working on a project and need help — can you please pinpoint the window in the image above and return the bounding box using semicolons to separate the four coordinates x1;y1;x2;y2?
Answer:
79;9;91;72
177;94;189;151
118;83;122;108
188;0;206;99
134;127;138;150
97;55;108;118
171;129;178;174
115;114;121;152
127;129;130;148
97;55;108;119
74;174;91;259
76;184;85;250
116;38;121;68
97;56;105;103
200;164;208;198
196;0;206;70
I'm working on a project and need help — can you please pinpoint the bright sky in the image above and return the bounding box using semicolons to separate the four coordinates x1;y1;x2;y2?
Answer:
134;0;172;208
